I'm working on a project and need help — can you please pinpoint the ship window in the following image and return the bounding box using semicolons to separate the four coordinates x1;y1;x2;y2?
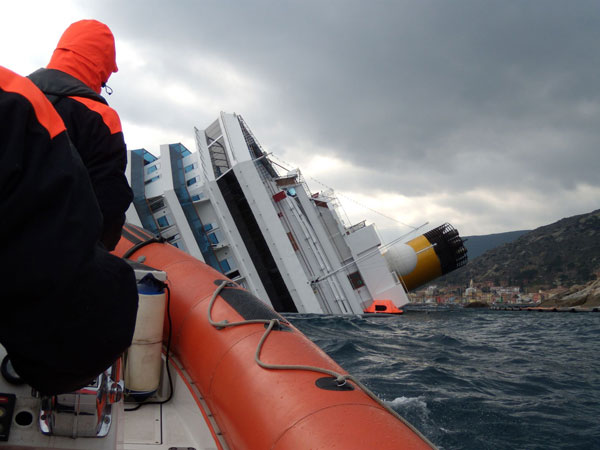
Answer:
375;304;387;311
157;216;169;228
145;175;159;185
149;198;165;212
348;271;365;290
220;259;231;272
227;269;240;279
132;149;157;166
186;177;197;186
166;233;180;242
170;143;192;157
147;165;158;174
184;163;194;173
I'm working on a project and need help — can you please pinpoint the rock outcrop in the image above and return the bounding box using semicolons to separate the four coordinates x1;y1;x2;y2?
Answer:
539;278;600;307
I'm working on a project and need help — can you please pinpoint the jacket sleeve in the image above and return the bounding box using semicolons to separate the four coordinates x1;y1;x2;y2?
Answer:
86;126;133;251
0;71;103;288
56;98;133;251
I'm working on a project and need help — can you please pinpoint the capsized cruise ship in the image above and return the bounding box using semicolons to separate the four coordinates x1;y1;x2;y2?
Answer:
125;113;467;314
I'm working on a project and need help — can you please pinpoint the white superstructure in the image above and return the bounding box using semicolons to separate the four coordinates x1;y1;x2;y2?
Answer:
126;113;411;314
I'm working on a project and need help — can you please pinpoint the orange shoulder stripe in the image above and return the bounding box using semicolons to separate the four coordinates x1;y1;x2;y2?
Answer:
0;66;66;139
70;96;122;134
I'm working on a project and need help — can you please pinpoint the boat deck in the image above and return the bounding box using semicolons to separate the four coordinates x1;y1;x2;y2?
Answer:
0;346;222;450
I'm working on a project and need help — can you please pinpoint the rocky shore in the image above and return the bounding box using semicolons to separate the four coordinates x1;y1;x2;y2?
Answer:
538;278;600;308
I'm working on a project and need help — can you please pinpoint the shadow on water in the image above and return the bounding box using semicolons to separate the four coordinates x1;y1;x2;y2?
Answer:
286;309;600;450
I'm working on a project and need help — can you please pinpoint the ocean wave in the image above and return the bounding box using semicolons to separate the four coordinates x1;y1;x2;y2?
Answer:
386;395;428;410
288;309;600;449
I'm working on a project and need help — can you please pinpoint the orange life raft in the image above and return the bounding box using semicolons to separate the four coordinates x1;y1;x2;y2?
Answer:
114;224;433;450
364;299;405;315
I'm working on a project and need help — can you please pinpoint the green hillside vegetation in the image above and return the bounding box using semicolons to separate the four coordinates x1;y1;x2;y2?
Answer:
434;209;600;290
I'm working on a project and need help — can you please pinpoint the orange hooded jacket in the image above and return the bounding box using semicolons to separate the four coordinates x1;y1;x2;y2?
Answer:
28;20;133;251
48;19;118;94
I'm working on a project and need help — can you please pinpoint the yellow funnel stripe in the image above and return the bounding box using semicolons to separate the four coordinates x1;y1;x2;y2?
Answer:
401;235;442;291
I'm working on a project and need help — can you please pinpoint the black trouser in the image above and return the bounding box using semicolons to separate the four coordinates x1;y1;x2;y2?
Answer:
2;248;138;395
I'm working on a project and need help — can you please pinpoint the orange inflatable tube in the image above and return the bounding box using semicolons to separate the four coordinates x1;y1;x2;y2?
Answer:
114;224;434;450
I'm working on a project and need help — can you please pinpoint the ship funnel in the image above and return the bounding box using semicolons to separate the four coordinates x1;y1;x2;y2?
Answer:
384;223;467;291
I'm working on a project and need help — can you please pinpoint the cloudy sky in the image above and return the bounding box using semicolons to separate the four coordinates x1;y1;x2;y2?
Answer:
3;1;599;241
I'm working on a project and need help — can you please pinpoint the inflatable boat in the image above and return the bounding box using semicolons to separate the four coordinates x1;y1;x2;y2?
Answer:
0;223;436;449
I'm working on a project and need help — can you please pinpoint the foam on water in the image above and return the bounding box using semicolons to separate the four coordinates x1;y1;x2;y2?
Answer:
386;395;428;410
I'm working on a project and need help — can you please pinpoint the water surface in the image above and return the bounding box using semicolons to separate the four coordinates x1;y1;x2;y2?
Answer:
287;308;600;450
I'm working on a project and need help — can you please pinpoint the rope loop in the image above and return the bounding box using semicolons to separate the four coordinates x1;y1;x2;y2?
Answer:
336;375;348;386
214;320;229;330
205;280;437;449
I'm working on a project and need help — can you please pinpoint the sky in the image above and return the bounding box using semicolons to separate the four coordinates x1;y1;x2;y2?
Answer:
2;1;599;242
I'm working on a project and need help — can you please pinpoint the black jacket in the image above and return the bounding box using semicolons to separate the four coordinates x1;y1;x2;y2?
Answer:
1;66;138;395
28;68;133;251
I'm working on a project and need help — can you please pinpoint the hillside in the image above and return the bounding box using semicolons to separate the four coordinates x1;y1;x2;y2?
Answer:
463;230;529;259
433;209;600;289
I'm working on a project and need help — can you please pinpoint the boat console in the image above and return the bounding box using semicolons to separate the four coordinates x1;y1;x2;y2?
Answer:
38;361;123;438
0;346;124;449
0;262;183;450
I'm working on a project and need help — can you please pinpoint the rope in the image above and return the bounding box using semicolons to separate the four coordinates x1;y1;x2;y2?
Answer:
267;153;419;231
207;281;437;449
122;236;166;260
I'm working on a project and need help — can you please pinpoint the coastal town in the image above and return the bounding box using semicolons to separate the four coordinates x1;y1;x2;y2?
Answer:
408;278;600;306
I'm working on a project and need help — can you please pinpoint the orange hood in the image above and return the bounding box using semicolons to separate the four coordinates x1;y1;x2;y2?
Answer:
47;20;118;94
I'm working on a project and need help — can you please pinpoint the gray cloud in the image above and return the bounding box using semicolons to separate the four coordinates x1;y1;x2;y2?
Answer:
82;0;599;234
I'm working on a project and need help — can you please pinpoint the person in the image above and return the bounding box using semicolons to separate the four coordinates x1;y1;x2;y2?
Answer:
0;65;138;395
28;19;132;251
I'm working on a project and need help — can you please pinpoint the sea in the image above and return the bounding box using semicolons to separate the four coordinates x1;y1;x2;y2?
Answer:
285;307;600;450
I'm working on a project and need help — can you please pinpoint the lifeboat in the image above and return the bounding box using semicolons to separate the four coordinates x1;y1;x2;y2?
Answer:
112;223;433;449
363;299;405;315
0;222;435;449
